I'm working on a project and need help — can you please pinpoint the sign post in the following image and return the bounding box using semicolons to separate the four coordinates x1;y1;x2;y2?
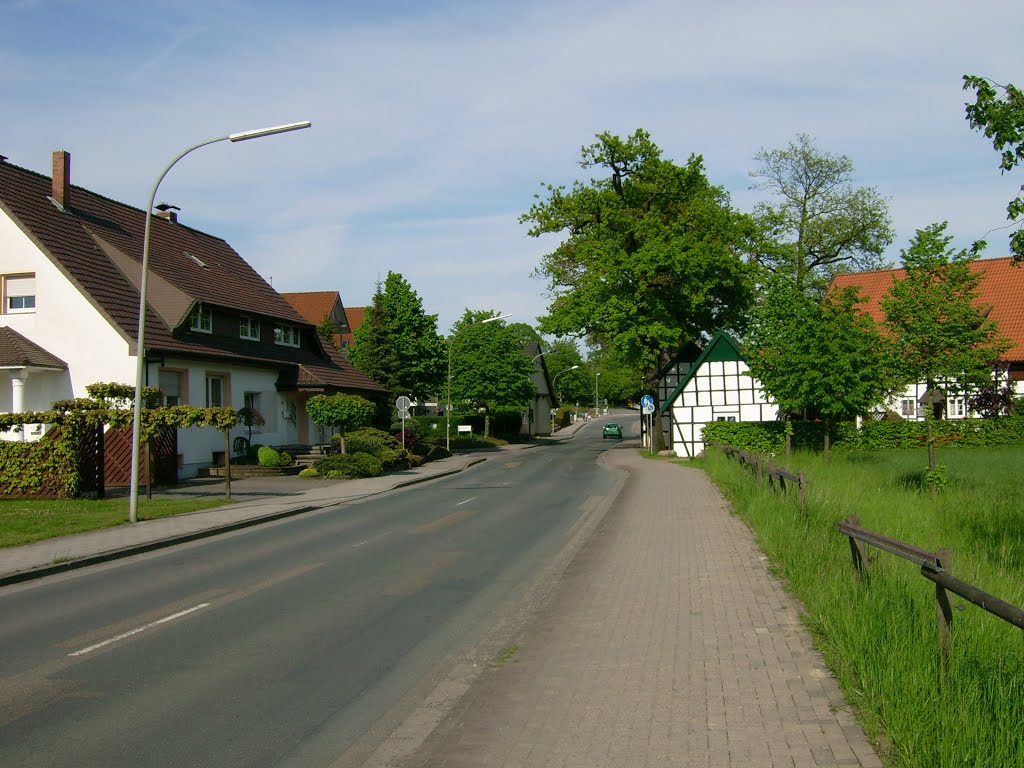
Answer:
640;395;655;455
396;395;412;450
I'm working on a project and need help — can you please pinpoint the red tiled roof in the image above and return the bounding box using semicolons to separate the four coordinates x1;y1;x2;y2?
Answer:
0;327;67;368
340;306;366;348
828;257;1024;361
280;291;340;325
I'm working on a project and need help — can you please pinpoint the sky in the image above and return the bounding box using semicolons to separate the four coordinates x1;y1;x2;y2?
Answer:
2;0;1022;335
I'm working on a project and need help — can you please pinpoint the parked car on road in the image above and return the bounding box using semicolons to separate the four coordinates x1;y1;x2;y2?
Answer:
602;422;623;439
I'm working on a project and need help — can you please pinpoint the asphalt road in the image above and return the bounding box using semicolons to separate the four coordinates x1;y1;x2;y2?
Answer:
0;427;625;767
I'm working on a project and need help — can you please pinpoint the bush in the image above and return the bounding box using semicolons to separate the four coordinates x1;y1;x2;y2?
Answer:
313;452;382;478
346;427;400;456
279;451;292;466
257;446;281;467
247;442;264;462
298;467;319;478
423;444;452;463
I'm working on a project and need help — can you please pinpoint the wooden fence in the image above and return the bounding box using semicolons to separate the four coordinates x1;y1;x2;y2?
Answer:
716;444;807;513
838;516;1024;665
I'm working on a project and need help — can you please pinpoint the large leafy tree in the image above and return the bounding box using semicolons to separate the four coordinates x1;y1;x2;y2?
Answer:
349;272;444;401
881;222;1010;395
749;133;894;293
524;129;755;449
746;277;897;458
543;338;589;405
448;310;535;436
963;75;1024;261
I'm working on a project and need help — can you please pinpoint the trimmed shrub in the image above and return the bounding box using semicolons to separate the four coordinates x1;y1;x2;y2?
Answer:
257;446;281;467
313;452;382;478
346;427;400;456
298;467;319;478
279;451;292;466
247;443;264;462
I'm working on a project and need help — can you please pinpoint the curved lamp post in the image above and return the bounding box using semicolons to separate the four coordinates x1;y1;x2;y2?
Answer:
594;371;601;415
446;313;511;451
129;121;312;523
552;364;580;404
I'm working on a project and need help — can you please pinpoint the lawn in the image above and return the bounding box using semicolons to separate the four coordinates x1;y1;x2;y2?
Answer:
0;497;231;548
698;445;1024;768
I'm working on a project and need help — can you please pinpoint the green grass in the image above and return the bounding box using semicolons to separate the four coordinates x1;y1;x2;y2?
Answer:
698;446;1024;768
0;497;231;548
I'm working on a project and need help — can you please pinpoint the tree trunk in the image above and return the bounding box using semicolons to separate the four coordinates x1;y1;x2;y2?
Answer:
823;428;830;464
645;365;667;453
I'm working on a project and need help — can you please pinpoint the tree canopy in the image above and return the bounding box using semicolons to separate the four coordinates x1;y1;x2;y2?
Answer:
349;272;444;401
963;75;1024;261
523;129;754;446
306;393;376;453
746;277;896;442
448;310;535;434
749;133;894;292
881;222;1010;394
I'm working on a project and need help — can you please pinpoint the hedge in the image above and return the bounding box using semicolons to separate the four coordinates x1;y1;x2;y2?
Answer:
701;415;1024;454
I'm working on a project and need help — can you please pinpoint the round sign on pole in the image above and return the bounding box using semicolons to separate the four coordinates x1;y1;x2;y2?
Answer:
396;395;412;411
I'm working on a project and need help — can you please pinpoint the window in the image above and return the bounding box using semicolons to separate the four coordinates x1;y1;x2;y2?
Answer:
901;399;916;417
715;415;737;422
274;324;300;347
949;397;966;418
159;370;184;406
189;305;212;333
4;274;35;314
243;392;265;433
206;375;226;408
239;316;260;341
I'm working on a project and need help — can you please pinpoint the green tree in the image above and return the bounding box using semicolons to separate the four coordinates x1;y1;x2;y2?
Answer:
348;284;397;392
544;339;588;404
749;133;894;292
306;393;376;453
350;273;444;401
746;277;897;459
316;312;340;350
963;75;1024;261
448;311;535;436
524;129;754;450
881;222;1010;396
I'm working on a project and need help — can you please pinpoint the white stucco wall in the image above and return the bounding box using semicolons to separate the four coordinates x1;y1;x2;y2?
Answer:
1;209;135;442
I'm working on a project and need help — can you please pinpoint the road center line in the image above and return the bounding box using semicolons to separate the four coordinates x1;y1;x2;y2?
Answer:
68;603;211;657
456;497;476;506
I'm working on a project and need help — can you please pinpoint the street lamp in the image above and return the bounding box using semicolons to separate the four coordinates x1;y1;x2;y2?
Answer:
128;121;311;523
552;364;580;404
595;371;601;416
446;313;511;451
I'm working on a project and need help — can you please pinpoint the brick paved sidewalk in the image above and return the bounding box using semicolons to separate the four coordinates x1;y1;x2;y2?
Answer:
396;449;882;767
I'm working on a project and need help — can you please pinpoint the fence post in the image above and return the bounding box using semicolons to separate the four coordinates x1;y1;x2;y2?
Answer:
847;515;869;582
935;548;953;668
785;432;792;458
756;454;763;482
798;474;806;515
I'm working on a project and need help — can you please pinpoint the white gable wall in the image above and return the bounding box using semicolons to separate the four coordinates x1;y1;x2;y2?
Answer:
667;359;777;458
0;209;132;431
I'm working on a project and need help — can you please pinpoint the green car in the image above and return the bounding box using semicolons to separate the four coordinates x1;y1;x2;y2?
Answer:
602;422;623;439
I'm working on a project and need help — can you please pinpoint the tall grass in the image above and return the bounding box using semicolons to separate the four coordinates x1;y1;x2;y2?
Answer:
699;446;1024;768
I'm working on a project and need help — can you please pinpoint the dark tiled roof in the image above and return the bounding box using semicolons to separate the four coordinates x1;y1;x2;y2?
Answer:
0;154;387;395
0;326;67;368
0;157;305;357
829;257;1024;362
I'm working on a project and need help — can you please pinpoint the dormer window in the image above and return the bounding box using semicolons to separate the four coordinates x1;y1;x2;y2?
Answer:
3;274;35;314
239;315;260;341
189;305;212;333
274;324;300;347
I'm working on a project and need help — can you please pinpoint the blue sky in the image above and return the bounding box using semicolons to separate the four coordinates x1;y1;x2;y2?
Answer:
2;0;1022;334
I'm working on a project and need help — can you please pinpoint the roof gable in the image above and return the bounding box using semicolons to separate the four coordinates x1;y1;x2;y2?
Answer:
0;156;306;350
0;327;67;369
828;257;1024;361
659;331;746;412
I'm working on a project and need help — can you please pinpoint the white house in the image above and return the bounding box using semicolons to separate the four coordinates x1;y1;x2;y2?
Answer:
0;150;386;478
659;331;778;458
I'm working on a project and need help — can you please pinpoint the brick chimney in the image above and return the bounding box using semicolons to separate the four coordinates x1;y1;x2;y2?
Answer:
52;150;71;209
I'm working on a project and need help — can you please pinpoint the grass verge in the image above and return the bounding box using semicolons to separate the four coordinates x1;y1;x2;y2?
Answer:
698;446;1024;768
0;497;231;548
